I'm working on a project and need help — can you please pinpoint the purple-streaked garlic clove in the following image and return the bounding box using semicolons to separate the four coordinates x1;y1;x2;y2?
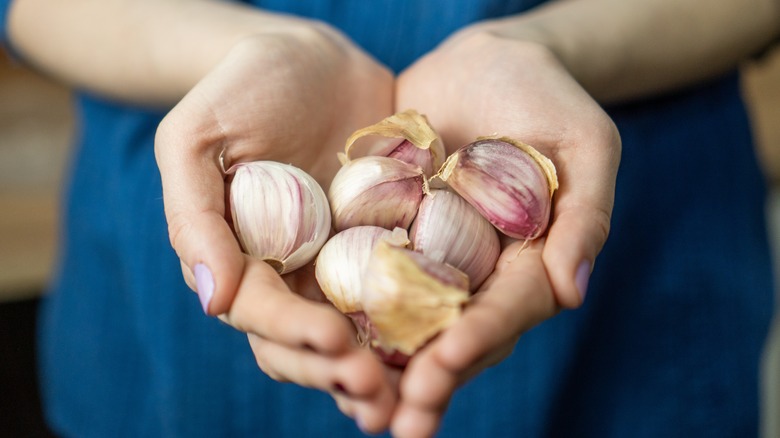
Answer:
229;161;331;274
410;189;500;290
436;137;558;240
328;156;426;232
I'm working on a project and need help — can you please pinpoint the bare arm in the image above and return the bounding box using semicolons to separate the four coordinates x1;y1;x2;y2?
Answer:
6;0;320;105
479;0;780;102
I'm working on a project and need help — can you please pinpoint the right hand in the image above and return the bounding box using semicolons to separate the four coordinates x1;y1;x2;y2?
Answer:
154;24;398;433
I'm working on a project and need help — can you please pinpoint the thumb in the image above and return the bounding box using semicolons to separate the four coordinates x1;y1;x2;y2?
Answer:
155;114;245;316
542;138;620;309
542;200;612;309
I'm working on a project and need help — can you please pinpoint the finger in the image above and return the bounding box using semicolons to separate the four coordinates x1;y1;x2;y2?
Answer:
391;353;455;438
543;120;621;308
223;258;356;354
435;239;558;372
247;334;397;434
331;391;356;420
391;402;443;438
391;402;445;438
155;108;245;316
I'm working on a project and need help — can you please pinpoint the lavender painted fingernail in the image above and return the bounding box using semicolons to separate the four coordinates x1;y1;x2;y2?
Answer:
194;263;214;314
355;415;368;434
575;260;591;302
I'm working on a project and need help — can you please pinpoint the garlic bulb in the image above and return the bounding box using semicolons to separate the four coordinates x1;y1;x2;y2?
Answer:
362;241;470;356
315;226;409;314
328;156;426;232
340;109;445;177
437;137;558;240
229;161;331;274
410;189;500;290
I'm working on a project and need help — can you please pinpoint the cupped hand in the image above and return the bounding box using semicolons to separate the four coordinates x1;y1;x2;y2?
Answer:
390;28;621;437
154;25;397;432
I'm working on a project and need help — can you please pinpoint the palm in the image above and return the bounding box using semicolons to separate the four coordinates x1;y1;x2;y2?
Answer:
177;34;393;187
160;32;393;305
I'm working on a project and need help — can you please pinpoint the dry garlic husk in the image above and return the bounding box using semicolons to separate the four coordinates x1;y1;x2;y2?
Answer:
230;161;330;274
328;156;426;232
339;109;445;177
315;226;410;314
410;189;500;290
362;241;470;356
437;137;558;240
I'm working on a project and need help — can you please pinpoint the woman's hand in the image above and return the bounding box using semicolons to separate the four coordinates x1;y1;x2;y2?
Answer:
390;28;621;437
154;26;398;433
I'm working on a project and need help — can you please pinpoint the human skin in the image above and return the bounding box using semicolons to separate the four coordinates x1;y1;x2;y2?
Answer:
7;0;780;436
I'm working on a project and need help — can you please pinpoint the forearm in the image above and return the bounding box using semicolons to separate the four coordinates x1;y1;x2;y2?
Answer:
7;0;316;105
483;0;780;103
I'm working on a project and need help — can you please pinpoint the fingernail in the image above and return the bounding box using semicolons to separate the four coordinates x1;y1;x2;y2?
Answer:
194;263;214;314
575;260;591;302
355;415;369;435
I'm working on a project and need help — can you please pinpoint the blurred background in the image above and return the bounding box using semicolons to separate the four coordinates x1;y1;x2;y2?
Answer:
1;46;779;436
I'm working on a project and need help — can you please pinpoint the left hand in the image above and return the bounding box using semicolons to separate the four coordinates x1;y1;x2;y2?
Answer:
389;26;621;437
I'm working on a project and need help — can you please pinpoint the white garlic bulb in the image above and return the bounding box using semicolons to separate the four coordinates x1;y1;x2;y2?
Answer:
410;189;500;290
437;137;558;240
230;161;331;274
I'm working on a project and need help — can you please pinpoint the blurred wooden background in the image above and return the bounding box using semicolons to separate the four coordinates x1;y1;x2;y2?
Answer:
0;53;72;301
0;46;778;435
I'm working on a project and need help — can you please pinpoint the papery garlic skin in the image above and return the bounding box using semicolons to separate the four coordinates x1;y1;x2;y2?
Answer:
315;226;409;314
385;140;438;177
438;137;558;240
328;156;426;232
362;241;469;356
230;161;330;274
340;109;445;177
410;189;500;290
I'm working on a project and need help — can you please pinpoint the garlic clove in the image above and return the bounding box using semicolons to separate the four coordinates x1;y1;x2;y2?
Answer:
362;241;470;356
410;189;500;290
315;226;409;314
328;156;426;232
229;161;331;274
340;109;445;177
436;137;558;240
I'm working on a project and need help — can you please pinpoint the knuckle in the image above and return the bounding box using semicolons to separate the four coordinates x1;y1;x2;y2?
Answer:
590;206;613;250
153;114;179;162
255;355;287;382
165;213;192;255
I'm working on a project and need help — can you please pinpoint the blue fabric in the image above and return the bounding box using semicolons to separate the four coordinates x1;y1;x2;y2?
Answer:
0;0;9;39
30;1;773;437
0;0;12;48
